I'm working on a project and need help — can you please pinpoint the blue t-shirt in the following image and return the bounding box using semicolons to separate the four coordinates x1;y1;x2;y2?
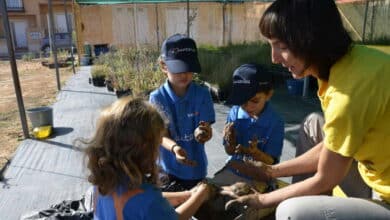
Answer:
95;183;177;220
225;103;284;164
149;81;215;180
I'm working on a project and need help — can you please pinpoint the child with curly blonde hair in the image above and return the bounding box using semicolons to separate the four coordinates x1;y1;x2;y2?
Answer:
85;96;211;220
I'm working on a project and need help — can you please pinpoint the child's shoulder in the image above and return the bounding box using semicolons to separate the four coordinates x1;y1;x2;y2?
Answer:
227;105;241;118
149;84;164;95
264;103;284;123
131;183;162;203
192;82;210;92
229;105;240;112
140;182;160;192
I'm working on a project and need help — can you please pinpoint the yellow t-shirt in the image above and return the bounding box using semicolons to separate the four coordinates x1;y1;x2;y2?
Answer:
318;45;390;203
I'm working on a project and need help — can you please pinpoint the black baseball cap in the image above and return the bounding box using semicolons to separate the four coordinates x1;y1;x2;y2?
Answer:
225;64;273;105
161;34;201;74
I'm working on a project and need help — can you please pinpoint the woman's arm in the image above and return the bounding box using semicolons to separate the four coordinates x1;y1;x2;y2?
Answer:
228;141;324;182
260;146;352;207
224;145;353;209
270;141;324;178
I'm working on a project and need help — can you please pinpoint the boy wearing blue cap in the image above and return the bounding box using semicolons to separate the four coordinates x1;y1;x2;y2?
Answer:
149;34;216;190
212;63;284;186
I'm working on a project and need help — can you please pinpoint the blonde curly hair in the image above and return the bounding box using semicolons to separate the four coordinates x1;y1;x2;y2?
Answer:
85;96;165;195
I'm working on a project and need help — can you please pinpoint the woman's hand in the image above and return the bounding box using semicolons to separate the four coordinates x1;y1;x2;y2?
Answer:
223;193;263;210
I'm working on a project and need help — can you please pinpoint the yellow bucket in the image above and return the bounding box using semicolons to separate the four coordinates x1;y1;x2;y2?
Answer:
33;125;52;139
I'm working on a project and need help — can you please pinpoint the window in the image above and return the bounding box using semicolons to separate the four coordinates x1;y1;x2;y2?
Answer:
6;0;24;11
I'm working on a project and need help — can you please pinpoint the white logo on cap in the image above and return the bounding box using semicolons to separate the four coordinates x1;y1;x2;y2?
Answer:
234;79;251;84
172;48;196;54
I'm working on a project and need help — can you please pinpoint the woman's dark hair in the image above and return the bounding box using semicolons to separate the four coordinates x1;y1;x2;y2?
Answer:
259;0;352;81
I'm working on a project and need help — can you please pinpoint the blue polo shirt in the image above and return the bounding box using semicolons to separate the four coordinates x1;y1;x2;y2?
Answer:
149;80;215;180
95;183;177;220
225;103;284;164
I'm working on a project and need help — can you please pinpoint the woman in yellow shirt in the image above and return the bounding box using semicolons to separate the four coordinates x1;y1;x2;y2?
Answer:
222;0;390;219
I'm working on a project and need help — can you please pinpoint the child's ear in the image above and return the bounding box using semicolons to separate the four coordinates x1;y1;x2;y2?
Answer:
159;61;169;74
265;90;274;101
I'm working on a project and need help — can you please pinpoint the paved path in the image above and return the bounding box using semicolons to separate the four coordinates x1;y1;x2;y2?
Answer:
0;66;116;219
0;66;320;219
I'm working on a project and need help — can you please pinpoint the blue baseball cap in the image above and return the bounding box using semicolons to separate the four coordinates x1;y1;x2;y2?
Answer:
225;64;273;105
161;34;201;74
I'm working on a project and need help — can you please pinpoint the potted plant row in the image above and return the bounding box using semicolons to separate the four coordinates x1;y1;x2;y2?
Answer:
91;47;165;98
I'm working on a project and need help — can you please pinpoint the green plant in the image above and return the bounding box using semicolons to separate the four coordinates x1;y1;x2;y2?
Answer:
22;52;35;61
91;65;109;79
46;49;69;64
102;47;163;94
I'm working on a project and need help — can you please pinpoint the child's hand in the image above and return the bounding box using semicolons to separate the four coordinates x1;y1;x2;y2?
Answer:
243;138;274;164
163;191;191;207
194;121;212;143
223;122;236;148
242;138;259;155
172;146;197;167
234;144;246;155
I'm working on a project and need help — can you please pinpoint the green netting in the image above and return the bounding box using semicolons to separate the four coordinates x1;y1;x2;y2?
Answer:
76;0;272;4
77;0;222;4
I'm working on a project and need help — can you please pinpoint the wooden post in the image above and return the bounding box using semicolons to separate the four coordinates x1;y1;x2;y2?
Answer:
73;1;84;65
155;3;160;49
64;0;75;74
362;0;369;43
48;0;61;91
187;0;190;36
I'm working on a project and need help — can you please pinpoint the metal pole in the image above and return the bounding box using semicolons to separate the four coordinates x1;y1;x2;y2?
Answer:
133;3;138;50
362;0;369;43
186;0;190;36
369;0;376;41
63;0;75;74
0;0;29;138
48;0;61;90
222;2;226;45
155;3;160;50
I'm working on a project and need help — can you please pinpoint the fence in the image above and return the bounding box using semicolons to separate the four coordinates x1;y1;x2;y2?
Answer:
338;0;390;43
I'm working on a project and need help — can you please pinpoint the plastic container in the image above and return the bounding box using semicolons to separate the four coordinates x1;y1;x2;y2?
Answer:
286;79;304;96
33;125;52;139
26;107;53;128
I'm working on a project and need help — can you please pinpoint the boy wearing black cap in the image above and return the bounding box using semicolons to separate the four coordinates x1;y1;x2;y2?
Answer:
212;63;284;186
149;34;215;190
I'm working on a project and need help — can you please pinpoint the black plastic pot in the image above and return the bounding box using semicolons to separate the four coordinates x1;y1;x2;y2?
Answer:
92;77;105;87
105;80;114;92
115;89;132;98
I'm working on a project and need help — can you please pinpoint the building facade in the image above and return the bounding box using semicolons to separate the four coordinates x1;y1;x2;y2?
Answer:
0;0;73;56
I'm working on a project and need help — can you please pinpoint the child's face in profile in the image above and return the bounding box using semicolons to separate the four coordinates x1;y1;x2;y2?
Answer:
241;91;272;118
